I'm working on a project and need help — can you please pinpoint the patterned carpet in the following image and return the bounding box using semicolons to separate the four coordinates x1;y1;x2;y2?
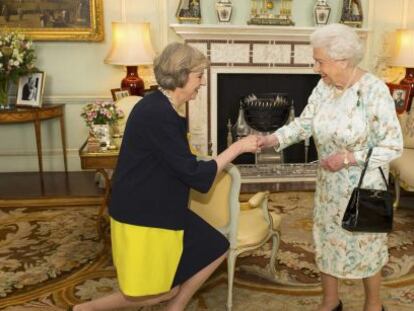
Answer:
0;192;414;310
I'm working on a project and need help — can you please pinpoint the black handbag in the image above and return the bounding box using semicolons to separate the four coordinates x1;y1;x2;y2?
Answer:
342;148;393;233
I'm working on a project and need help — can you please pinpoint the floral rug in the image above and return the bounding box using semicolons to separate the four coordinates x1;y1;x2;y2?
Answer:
0;193;414;310
237;192;414;287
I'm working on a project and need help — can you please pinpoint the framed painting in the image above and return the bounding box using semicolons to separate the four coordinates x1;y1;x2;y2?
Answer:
0;0;104;41
16;72;45;108
387;83;412;114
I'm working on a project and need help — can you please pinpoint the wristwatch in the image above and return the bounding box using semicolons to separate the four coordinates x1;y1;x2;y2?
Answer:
343;152;350;168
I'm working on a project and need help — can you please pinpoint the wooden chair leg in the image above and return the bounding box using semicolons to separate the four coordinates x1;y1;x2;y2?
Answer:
269;232;280;276
226;250;238;311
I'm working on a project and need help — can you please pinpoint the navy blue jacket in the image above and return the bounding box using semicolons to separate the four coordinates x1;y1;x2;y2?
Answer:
109;90;217;229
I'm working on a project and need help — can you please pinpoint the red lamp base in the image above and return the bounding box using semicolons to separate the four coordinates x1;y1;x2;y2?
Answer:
400;67;414;86
401;67;414;111
121;66;145;96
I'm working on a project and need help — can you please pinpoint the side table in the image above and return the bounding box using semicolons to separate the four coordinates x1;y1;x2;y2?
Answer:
78;141;119;216
0;104;68;175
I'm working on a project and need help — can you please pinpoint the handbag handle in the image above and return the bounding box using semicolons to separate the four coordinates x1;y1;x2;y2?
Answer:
357;148;389;189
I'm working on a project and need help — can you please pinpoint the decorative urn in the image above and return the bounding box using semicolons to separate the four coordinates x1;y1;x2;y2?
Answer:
216;0;233;23
314;0;331;26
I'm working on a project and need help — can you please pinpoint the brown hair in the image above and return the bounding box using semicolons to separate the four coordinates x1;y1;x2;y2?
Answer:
153;42;209;90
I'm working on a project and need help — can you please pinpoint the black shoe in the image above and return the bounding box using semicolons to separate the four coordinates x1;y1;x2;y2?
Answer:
332;300;343;311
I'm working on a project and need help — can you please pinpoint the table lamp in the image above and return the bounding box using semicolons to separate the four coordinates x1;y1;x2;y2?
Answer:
105;22;155;96
391;29;414;87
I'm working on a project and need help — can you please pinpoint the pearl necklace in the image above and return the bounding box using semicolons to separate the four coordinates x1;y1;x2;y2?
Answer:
332;67;357;99
159;87;186;117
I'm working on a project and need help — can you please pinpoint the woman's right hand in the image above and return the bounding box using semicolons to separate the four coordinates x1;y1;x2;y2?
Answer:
215;135;260;174
235;135;260;154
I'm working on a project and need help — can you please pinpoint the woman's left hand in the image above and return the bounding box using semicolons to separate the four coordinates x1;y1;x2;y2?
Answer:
320;152;346;172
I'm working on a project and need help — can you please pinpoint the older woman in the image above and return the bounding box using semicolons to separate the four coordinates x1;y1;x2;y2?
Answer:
258;24;402;311
72;43;259;311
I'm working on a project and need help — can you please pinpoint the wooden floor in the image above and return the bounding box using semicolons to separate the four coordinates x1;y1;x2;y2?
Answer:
0;171;413;210
0;171;104;207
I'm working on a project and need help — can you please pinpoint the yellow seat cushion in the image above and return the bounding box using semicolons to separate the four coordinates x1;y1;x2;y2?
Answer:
391;148;414;190
237;209;281;246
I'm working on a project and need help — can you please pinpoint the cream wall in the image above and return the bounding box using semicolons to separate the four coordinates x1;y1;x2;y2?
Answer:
0;0;411;172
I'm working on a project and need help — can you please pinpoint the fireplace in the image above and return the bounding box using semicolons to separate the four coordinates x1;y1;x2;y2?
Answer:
217;72;320;164
169;24;367;188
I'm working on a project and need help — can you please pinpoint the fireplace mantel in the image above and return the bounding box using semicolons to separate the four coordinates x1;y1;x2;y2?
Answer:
170;23;369;41
169;23;370;156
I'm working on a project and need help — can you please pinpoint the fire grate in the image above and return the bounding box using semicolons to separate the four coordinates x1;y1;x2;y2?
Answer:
237;163;318;184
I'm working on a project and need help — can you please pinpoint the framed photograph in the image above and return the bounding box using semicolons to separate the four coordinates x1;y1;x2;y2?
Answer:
111;88;131;101
0;0;103;42
176;0;201;24
16;72;45;108
387;83;412;114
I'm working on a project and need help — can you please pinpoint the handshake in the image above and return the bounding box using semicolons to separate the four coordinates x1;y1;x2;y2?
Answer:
233;134;278;155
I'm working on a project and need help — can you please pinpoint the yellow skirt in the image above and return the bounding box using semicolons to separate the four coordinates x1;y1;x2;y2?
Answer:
110;218;184;296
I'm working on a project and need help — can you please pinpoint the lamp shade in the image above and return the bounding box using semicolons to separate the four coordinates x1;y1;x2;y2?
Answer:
105;22;155;66
390;29;414;68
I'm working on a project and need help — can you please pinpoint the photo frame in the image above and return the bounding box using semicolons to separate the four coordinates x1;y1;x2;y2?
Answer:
0;0;104;42
387;83;412;114
176;0;201;24
111;88;131;101
16;72;45;108
340;0;363;28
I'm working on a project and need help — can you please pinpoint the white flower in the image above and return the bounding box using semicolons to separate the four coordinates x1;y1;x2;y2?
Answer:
0;31;35;81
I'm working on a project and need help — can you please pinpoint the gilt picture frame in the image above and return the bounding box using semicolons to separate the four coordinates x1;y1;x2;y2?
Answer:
111;88;131;102
176;0;201;24
387;83;412;114
0;0;104;42
16;72;45;108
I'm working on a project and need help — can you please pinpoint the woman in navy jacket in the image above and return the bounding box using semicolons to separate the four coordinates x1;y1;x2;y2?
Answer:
73;43;259;311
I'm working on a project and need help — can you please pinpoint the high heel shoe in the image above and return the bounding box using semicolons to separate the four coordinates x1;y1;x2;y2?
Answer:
332;300;343;311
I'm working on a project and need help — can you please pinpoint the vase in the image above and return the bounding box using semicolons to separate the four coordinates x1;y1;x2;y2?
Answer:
314;0;331;26
216;0;233;23
0;79;11;110
92;124;111;150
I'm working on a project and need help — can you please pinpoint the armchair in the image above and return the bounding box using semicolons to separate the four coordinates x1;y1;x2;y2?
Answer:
115;95;142;134
189;163;281;311
390;111;414;209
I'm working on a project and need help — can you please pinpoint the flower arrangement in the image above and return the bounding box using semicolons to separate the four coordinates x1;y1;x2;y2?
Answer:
0;30;36;108
81;101;124;128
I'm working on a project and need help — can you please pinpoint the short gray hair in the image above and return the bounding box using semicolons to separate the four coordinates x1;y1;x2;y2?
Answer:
153;42;209;90
310;23;364;66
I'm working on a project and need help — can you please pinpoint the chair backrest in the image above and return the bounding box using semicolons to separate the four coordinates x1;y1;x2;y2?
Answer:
398;112;414;149
189;163;241;242
116;95;142;134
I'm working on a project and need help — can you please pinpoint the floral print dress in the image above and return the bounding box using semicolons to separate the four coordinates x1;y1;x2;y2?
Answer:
274;73;403;278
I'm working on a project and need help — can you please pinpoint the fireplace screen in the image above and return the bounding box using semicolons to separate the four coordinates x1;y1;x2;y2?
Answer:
217;73;320;165
228;92;293;164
